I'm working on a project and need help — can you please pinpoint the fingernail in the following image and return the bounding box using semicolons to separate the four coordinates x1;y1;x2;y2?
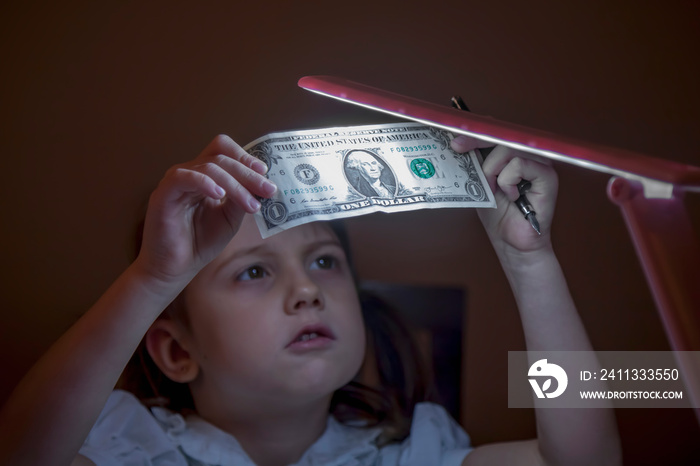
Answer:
214;186;226;198
252;160;268;174
248;197;261;212
452;135;469;145
262;180;277;196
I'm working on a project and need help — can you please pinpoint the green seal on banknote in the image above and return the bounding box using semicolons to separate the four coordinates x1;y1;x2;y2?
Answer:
410;158;435;179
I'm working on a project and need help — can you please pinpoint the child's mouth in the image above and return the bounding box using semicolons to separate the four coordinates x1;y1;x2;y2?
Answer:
296;332;319;342
287;324;335;351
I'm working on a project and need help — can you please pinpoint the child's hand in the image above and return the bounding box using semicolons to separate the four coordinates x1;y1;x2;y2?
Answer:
451;135;558;256
135;135;276;285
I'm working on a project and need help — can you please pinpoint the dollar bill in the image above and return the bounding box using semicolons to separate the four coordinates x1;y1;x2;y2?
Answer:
244;122;496;238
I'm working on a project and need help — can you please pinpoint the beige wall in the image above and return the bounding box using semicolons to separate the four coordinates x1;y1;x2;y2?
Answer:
1;1;699;464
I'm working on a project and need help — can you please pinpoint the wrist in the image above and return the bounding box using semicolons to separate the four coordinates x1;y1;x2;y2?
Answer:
125;258;192;308
492;238;557;275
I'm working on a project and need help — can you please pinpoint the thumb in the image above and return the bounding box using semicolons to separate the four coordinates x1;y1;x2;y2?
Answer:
450;134;494;153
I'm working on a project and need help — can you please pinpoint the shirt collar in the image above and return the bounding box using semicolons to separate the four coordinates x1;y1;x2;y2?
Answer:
152;407;383;466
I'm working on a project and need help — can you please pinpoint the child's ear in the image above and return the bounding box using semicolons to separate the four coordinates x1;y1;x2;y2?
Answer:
145;319;199;383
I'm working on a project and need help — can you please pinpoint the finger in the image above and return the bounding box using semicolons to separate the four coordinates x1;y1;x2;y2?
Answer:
496;157;558;202
478;145;515;193
200;153;277;198
192;161;269;214
450;134;495;153
200;134;268;175
479;146;556;200
157;166;226;206
480;143;551;178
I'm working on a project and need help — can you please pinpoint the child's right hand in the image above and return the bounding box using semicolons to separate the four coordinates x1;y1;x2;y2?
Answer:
134;135;277;287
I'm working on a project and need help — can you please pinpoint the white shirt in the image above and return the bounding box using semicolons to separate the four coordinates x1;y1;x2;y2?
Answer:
80;390;472;466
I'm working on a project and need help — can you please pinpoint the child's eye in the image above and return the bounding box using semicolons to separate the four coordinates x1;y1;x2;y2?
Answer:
310;255;336;271
236;265;268;281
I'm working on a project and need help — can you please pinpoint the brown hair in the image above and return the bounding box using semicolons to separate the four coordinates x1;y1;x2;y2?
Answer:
332;289;438;445
117;292;195;412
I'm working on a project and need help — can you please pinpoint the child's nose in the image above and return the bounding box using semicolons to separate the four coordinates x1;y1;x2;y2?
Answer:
284;271;323;314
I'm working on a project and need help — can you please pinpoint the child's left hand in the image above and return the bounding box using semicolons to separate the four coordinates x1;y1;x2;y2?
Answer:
451;135;558;256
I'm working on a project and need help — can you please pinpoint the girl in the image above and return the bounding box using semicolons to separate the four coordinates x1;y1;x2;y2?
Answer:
0;133;621;465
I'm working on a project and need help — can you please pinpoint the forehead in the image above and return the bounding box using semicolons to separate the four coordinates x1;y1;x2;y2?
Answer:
217;215;339;260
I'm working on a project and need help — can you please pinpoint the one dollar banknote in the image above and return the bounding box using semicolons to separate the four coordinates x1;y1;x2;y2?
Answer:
244;122;495;238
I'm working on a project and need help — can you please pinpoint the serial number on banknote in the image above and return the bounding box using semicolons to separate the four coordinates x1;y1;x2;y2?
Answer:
390;144;438;153
283;185;336;196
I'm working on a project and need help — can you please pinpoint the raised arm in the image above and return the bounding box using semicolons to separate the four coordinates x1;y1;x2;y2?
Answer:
0;135;276;466
450;137;622;466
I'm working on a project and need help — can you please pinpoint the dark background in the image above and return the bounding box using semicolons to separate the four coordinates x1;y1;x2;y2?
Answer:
1;1;699;464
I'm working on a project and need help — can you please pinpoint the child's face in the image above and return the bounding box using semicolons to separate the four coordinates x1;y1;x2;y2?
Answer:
180;215;365;408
